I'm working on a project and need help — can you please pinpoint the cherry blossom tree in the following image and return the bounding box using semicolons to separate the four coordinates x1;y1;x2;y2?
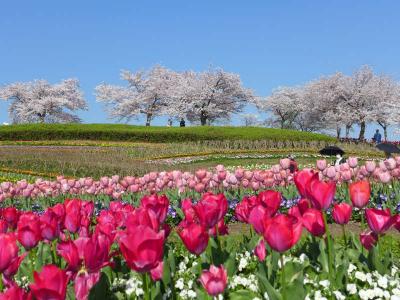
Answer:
182;68;255;125
257;86;304;129
95;65;178;126
369;75;400;141
0;79;86;123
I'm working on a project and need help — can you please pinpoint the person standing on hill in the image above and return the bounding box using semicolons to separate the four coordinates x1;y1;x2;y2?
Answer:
288;155;298;173
180;118;186;127
372;129;382;144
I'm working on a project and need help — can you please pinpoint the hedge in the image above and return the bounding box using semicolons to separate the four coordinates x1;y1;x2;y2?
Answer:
0;124;336;143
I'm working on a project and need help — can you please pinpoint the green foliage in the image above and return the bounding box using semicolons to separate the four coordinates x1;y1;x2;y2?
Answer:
0;124;335;142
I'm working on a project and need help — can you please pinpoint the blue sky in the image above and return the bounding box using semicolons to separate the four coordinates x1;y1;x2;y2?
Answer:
1;1;400;138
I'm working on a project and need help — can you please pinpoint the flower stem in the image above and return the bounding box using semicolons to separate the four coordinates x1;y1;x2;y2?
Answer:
341;225;347;248
142;273;150;300
322;212;333;282
280;254;286;300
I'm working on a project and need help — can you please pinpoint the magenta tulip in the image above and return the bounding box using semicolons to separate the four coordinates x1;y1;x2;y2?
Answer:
332;203;352;225
199;265;227;296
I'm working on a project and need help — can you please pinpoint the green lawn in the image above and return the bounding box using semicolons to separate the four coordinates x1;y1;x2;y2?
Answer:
0;124;335;142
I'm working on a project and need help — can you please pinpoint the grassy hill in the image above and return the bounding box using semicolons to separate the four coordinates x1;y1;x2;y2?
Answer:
0;124;335;143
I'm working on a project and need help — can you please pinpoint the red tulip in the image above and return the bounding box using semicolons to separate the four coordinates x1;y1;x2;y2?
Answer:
0;285;30;300
58;233;111;274
248;205;269;234
349;181;370;208
254;239;267;261
263;214;302;252
57;241;80;272
17;212;41;250
208;219;229;237
64;199;82;233
125;207;159;232
194;193;228;229
2;207;20;229
199;265;228;296
140;194;169;224
119;225;165;273
0;220;8;234
365;208;394;234
257;190;282;215
332;203;352;225
150;261;163;281
83;233;112;273
394;215;400;231
40;209;60;241
306;173;336;210
294;169;314;198
30;265;68;300
0;233;19;273
3;252;27;279
298;198;311;214
181;198;196;223
360;231;378;250
234;197;252;223
51;203;66;225
177;221;209;255
301;208;325;237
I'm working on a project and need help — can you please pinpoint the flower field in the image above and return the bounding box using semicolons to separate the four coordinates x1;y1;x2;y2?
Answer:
0;157;399;299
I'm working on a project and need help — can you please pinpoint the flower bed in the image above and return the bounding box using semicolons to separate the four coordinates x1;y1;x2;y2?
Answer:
0;169;399;299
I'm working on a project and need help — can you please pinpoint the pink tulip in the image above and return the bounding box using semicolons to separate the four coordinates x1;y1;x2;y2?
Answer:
365;161;376;173
348;157;358;168
199;265;227;296
254;239;267;261
316;159;327;171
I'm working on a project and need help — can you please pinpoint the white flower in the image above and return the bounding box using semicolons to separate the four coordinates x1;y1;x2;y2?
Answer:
348;263;357;274
175;278;185;290
178;261;187;273
359;289;376;300
391;296;400;300
314;290;327;300
264;292;270;300
319;280;330;288
299;253;308;263
187;280;193;289
365;273;373;285
347;283;357;295
378;276;388;289
238;257;248;271
355;271;367;282
187;290;197;299
392;288;400;296
333;291;345;300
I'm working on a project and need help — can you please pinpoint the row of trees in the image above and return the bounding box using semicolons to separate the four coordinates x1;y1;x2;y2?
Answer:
0;66;255;126
0;65;399;140
95;66;255;126
259;66;400;140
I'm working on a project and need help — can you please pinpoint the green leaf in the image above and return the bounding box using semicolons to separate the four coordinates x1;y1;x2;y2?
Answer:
229;289;260;300
257;272;282;300
89;272;114;300
281;280;306;300
317;239;329;273
175;207;184;219
225;252;237;277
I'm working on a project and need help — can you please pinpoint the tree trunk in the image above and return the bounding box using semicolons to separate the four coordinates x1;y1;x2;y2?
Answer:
145;113;152;126
384;125;388;142
358;121;366;141
345;124;351;138
336;126;341;139
200;111;207;126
